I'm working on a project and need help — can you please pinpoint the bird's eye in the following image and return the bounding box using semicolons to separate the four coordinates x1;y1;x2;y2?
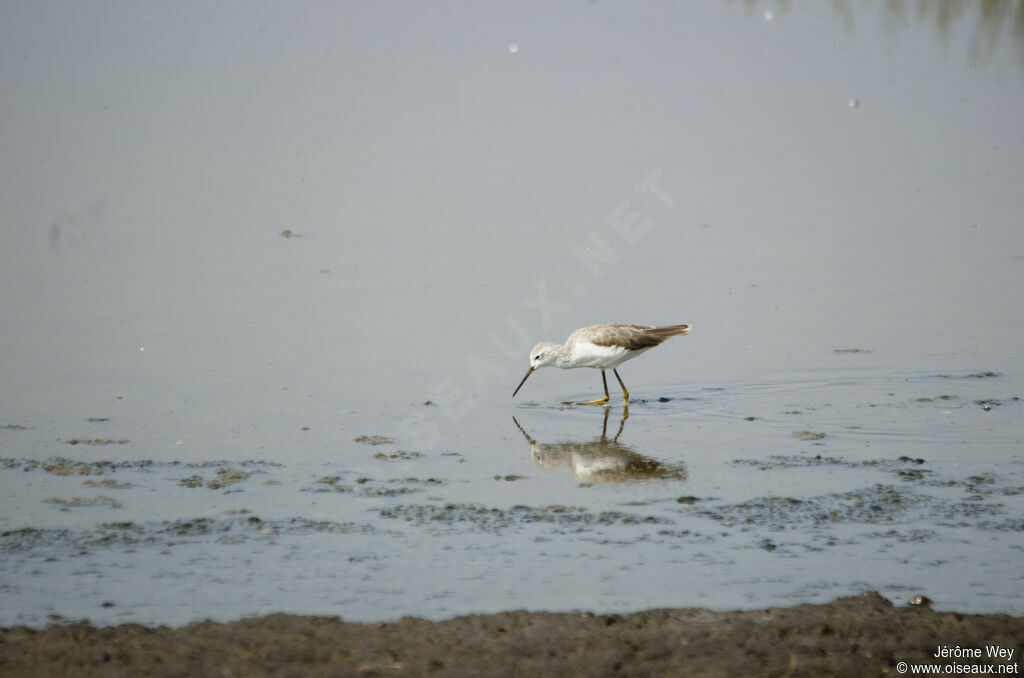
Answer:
534;355;541;360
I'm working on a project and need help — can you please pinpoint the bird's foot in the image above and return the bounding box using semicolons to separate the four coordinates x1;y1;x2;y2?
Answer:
562;396;611;406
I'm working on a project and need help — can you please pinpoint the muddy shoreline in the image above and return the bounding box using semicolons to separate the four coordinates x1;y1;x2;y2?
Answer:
2;593;1021;677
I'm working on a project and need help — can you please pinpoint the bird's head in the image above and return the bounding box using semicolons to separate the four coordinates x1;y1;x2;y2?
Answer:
513;342;560;398
527;342;560;370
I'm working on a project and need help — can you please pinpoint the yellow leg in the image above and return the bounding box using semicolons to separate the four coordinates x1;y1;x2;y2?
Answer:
613;369;629;404
564;370;610;405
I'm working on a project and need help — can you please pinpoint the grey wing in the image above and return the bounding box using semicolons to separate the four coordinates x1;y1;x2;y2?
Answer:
590;324;669;351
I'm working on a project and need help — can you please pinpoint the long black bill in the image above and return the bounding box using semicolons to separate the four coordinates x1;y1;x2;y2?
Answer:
512;366;535;398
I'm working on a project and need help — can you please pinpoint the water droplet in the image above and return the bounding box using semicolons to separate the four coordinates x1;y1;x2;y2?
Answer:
848;98;859;108
508;42;519;54
763;10;774;21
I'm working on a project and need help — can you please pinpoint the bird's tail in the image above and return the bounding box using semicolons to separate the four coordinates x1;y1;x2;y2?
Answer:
650;324;691;337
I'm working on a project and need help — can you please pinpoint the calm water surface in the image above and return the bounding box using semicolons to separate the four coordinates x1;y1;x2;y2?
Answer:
1;1;1023;628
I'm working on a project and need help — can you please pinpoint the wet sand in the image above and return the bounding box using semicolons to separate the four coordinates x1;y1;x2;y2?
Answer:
2;593;1021;677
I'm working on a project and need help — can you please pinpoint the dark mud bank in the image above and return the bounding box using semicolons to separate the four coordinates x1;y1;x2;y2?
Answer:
2;593;1022;677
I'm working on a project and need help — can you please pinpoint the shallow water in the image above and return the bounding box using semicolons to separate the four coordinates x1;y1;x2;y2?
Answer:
1;1;1023;628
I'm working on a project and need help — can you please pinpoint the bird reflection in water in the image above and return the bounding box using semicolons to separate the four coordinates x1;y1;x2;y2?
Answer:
512;409;687;484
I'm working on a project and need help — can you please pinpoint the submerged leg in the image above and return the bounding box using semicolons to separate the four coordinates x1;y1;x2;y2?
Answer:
565;370;610;406
613;369;629;404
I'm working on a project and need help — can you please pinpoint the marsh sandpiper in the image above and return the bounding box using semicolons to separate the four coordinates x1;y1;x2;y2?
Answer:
512;323;691;405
